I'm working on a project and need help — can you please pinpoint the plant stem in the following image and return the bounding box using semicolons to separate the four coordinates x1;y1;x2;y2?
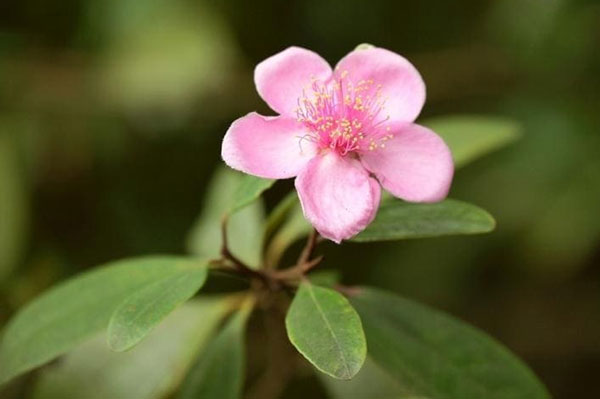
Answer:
220;219;324;290
220;216;275;287
268;230;323;281
297;229;318;265
270;255;324;281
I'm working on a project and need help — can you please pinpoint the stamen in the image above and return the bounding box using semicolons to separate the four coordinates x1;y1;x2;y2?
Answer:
296;73;392;155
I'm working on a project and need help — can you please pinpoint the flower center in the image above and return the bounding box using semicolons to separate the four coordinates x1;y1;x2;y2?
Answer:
295;71;393;156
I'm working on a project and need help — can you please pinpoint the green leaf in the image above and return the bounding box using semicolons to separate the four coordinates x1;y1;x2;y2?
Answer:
187;167;265;268
264;194;311;268
0;132;29;283
0;256;203;385
423;115;521;168
107;266;208;351
285;282;366;380
350;288;551;399
32;297;235;399
352;199;495;242
263;191;299;239
230;174;275;214
179;304;252;399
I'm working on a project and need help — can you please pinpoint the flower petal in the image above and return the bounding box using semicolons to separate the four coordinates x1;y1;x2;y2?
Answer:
361;123;454;202
295;152;381;243
222;112;317;179
334;47;426;124
255;46;333;116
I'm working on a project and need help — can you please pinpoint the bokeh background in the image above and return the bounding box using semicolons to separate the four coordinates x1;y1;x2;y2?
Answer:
1;0;599;398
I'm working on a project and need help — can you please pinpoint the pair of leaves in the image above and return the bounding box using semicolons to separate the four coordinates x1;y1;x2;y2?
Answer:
322;288;550;399
0;166;272;388
0;256;209;384
283;281;548;398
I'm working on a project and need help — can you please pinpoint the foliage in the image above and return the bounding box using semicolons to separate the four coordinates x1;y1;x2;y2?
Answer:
347;288;550;399
0;257;208;384
0;114;553;399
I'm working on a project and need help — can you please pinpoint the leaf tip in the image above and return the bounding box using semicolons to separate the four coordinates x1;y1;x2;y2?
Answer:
355;43;375;51
106;320;135;352
106;334;126;353
482;210;497;233
326;356;366;380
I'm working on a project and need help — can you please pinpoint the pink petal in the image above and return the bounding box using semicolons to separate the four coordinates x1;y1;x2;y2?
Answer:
295;152;381;243
335;47;426;124
222;112;317;179
361;123;454;202
255;47;332;116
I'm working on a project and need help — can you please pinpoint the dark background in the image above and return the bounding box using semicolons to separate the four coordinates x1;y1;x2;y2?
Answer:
1;0;599;397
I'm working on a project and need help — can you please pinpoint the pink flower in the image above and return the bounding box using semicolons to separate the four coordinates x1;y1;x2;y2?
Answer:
222;46;454;243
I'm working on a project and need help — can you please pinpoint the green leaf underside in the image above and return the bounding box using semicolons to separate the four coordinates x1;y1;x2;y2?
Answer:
0;256;204;385
350;288;551;399
32;298;234;399
353;199;495;242
272;198;311;246
107;266;208;351
179;306;251;399
264;194;312;266
187;167;264;268
263;191;299;239
230;174;275;214
285;282;366;380
423;115;521;168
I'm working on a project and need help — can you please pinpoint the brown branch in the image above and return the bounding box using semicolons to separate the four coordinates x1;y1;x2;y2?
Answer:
297;229;319;265
270;255;324;281
220;216;274;287
218;219;325;290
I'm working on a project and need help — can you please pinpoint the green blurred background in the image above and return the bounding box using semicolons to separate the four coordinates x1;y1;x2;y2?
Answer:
1;0;599;397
